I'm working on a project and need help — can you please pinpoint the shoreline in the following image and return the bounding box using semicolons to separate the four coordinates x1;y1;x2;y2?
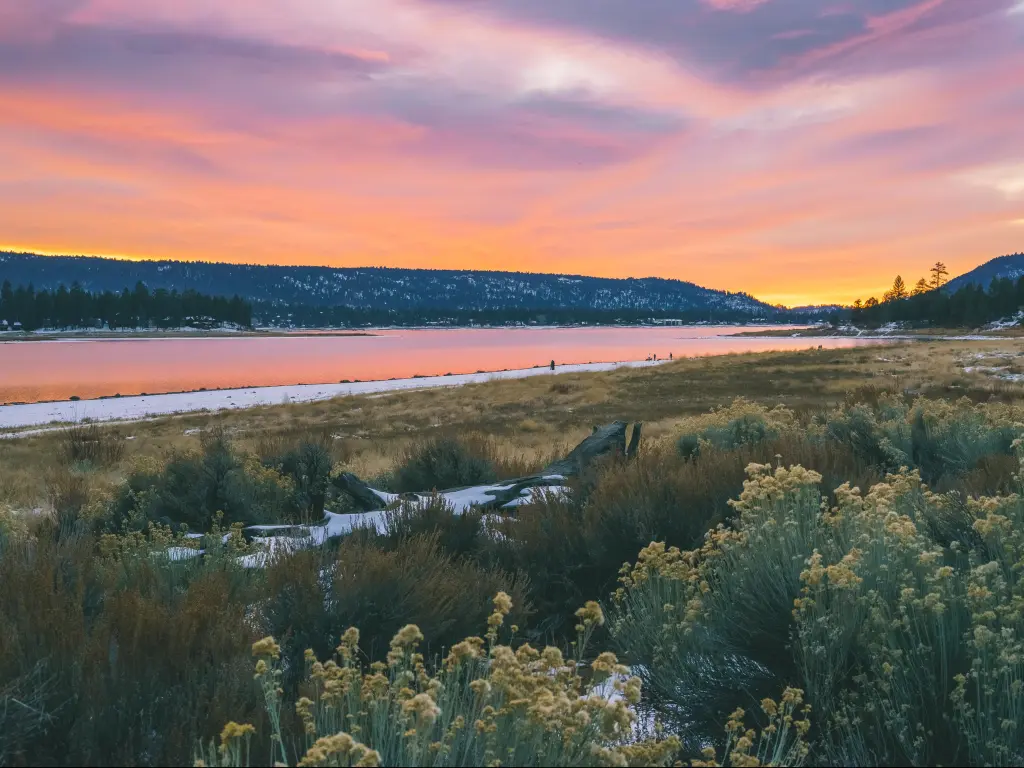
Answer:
0;359;669;432
728;327;1024;339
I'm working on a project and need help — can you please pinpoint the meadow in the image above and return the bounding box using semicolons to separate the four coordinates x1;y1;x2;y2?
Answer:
5;339;1024;765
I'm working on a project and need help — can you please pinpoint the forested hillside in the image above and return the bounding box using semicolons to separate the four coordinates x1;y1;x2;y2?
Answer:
0;251;773;316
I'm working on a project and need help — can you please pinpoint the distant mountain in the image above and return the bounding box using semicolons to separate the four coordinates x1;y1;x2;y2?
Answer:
0;252;777;317
945;253;1024;292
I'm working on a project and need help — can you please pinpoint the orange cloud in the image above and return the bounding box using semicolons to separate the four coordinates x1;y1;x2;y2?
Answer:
0;0;1021;306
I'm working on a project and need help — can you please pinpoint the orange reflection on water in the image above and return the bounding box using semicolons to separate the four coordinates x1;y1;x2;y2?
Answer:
0;327;880;404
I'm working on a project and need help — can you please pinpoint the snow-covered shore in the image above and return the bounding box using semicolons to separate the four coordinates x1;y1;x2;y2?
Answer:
0;359;667;431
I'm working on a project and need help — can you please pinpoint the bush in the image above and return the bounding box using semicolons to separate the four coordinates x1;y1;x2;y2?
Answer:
43;469;104;541
262;441;334;520
610;453;1024;765
380;496;487;560
482;433;880;646
108;432;295;531
0;532;263;765
14;393;1024;765
677;401;789;459
201;597;685;768
57;422;125;468
821;396;1018;485
677;432;701;461
262;534;530;671
391;435;498;492
477;446;740;643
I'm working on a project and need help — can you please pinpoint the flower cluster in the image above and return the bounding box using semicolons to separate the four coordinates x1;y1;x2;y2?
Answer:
204;595;677;767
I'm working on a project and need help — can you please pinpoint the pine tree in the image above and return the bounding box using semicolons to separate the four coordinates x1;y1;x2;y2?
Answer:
884;275;908;302
930;262;949;289
912;277;929;296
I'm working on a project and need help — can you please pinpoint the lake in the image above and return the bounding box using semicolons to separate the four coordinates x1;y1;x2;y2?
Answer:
0;326;882;405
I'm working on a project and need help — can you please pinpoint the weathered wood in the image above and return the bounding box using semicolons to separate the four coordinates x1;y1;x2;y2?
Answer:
332;421;631;510
332;471;389;511
626;421;642;459
542;421;628;477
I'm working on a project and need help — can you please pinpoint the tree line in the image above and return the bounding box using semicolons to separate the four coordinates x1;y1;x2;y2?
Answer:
252;301;791;328
0;280;252;331
850;261;1024;328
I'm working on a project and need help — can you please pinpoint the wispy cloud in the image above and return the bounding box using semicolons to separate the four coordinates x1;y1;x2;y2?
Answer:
0;0;1020;304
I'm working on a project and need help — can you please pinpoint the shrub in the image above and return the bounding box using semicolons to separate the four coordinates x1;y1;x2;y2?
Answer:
477;446;741;643
109;432;295;530
380;496;487;560
821;396;1019;486
201;596;683;767
57;422;125;468
390;435;498;492
262;441;334;520
677;400;790;458
483;434;879;647
823;402;912;473
0;532;263;766
610;452;1024;765
13;393;1024;765
677;432;701;461
0;506;27;554
43;469;102;541
262;534;530;672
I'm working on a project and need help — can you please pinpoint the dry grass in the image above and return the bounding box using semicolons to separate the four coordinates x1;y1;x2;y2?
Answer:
56;422;126;467
4;339;1024;511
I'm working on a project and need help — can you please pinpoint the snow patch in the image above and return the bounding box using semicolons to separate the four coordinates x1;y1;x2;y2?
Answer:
501;485;570;508
166;546;203;561
0;360;668;430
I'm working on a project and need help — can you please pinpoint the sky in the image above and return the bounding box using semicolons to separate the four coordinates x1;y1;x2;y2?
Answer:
0;1;1022;306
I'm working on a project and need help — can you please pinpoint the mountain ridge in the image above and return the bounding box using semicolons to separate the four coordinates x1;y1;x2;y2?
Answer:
945;253;1024;293
0;251;776;316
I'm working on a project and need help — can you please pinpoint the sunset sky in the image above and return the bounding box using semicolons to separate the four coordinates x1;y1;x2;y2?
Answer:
1;1;1022;306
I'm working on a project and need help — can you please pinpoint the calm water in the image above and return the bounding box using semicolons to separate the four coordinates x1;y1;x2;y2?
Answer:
0;326;882;404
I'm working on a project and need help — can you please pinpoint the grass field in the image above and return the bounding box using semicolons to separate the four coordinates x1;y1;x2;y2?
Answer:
5;338;1024;512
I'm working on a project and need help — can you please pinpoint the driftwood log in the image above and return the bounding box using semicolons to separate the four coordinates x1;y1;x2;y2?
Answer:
332;421;643;512
235;421;643;545
332;472;387;510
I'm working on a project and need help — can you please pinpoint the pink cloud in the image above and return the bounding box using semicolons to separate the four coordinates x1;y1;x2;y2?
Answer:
0;0;1021;305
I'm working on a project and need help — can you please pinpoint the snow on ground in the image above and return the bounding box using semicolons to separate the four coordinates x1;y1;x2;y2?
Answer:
434;482;519;512
963;365;1011;374
501;485;570;508
958;353;1024;383
986;312;1024;330
234;485;541;566
166;546;203;562
368;488;401;505
0;360;667;431
239;510;392;568
218;476;564;567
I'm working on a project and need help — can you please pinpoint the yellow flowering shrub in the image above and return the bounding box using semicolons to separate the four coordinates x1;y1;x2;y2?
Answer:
612;453;1024;766
200;595;680;767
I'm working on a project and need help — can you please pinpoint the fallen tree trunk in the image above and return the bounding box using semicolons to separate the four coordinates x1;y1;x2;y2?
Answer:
542;421;628;477
331;420;642;511
626;421;642;459
332;472;390;511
